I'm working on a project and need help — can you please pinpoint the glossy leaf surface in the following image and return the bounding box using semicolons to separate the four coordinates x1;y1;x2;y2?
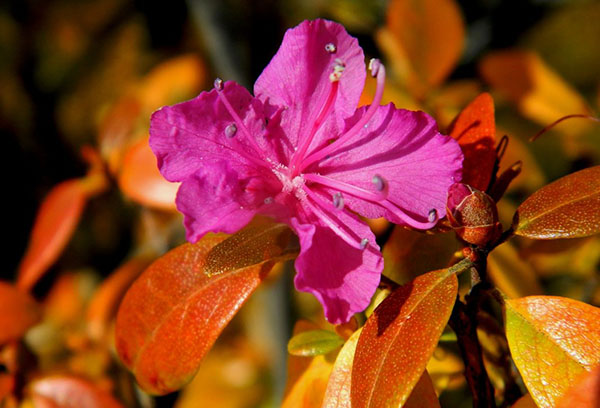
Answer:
351;268;458;407
0;282;41;344
287;330;345;357
115;221;296;394
17;179;88;291
513;166;600;239
555;365;600;408
505;296;600;408
30;376;123;408
404;371;441;408
447;93;496;191
322;329;361;408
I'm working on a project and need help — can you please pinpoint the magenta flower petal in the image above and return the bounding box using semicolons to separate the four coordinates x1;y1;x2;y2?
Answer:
254;19;365;158
310;104;463;226
290;211;382;324
175;161;259;241
150;81;271;182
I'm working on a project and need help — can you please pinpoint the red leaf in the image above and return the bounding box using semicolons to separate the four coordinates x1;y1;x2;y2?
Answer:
30;376;123;408
513;166;600;239
351;268;458;407
447;92;497;191
115;221;295;394
0;282;41;344
17;180;87;291
556;365;600;408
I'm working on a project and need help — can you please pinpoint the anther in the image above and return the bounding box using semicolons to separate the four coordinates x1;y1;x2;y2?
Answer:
360;238;369;249
368;58;381;77
325;43;337;53
225;124;237;138
428;209;438;223
332;192;344;210
372;174;387;192
329;58;346;82
214;78;224;91
264;197;273;205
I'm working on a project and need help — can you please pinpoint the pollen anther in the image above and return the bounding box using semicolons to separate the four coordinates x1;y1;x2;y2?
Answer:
325;43;337;53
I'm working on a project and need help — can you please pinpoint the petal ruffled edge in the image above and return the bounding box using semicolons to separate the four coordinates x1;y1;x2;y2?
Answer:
290;212;382;324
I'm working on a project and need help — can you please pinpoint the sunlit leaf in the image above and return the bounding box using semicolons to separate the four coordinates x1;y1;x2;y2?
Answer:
480;50;592;136
488;242;542;298
287;330;344;357
426;347;465;393
505;296;600;408
447;92;497;191
513;166;600;239
86;256;153;342
381;0;464;99
382;227;460;285
117;136;179;211
555;365;600;408
115;221;297;394
322;329;361;408
29;376;123;408
351;268;458;407
0;282;40;344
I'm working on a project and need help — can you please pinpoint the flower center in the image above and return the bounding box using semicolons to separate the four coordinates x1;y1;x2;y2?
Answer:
271;164;306;201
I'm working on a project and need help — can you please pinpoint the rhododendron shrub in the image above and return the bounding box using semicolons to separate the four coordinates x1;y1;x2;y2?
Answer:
149;19;463;323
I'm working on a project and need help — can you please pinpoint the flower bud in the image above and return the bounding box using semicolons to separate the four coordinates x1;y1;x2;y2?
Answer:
447;183;502;246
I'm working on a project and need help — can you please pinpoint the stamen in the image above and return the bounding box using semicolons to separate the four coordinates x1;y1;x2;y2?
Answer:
289;80;340;174
264;197;274;205
372;174;387;192
325;43;337;53
304;173;388;202
360;238;369;249
303;186;364;250
225;124;237;138
299;60;387;172
305;173;438;229
332;192;344;210
428;209;438;223
214;81;264;155
329;59;346;82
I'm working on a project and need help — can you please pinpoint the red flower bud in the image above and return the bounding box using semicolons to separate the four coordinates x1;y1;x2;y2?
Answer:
447;183;502;246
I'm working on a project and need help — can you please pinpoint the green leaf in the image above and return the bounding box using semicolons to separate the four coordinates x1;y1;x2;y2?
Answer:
287;330;345;357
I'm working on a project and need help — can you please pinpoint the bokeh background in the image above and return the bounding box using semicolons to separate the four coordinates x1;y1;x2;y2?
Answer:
2;0;599;407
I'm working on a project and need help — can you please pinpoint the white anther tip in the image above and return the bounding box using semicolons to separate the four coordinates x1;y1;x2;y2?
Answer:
428;209;438;223
325;43;337;53
360;238;369;249
368;59;381;77
214;78;224;91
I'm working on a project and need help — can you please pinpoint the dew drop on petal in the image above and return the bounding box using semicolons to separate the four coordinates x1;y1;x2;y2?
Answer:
360;238;369;249
225;123;237;138
372;174;387;191
428;209;438;223
214;78;224;91
332;192;344;210
325;43;337;53
264;197;273;205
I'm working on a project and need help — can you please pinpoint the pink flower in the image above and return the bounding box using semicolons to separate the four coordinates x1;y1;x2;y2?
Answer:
150;19;463;323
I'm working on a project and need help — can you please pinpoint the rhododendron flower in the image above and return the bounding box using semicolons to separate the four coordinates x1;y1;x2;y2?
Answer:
150;19;463;323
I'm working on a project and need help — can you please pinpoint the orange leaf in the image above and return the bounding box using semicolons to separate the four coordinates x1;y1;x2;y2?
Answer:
86;256;153;342
510;394;537;408
382;0;464;99
447;93;497;191
322;329;361;408
17;179;88;291
403;371;441;408
555;365;600;408
513;166;600;239
0;282;41;344
480;50;592;135
282;355;334;408
30;376;123;408
115;222;295;394
505;296;600;408
117;136;179;211
351;268;458;407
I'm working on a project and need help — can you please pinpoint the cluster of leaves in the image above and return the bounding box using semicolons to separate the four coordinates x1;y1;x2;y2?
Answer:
2;0;600;407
